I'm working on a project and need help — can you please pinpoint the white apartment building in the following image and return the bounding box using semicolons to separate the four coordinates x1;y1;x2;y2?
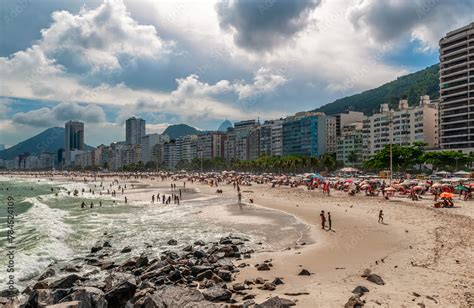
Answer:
362;96;439;159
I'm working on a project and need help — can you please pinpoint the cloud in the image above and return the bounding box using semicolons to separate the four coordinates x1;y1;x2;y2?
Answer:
12;102;106;127
216;0;321;51
348;0;474;51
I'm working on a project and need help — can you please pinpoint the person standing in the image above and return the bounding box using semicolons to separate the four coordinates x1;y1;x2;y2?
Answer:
378;210;384;223
152;194;155;204
327;212;332;230
320;210;326;229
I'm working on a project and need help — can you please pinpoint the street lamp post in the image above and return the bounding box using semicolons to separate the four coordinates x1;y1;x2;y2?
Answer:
388;110;393;184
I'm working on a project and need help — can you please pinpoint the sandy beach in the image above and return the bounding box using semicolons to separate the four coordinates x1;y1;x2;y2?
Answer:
3;173;473;307
183;179;474;307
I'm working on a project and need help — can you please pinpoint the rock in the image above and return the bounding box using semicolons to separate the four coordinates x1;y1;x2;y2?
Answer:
167;239;178;245
103;241;112;248
243;294;255;300
344;294;365;308
120;246;132;253
272;278;284;285
182;245;193;252
257;263;271;271
352;286;369;296
191;266;213;276
298;269;311;276
193;250;207;259
196;270;213;281
91;244;103;253
243;299;256;307
262;282;276;291
361;269;371;277
33;281;49;290
255;277;265;284
194;240;206;246
232;283;246;291
38;268;55;281
99;261;115;270
136;254;149;268
217;269;232;282
104;280;137;307
168;270;182;281
202;286;232;302
366;274;385;285
59;287;107;308
255;296;296;307
49;274;81;289
141;286;209;307
46;301;81;308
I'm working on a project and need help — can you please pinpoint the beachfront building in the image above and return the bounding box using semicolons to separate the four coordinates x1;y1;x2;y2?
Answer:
141;134;169;163
259;119;284;157
362;97;439;159
333;111;365;137
197;131;226;160
336;122;363;167
64;121;84;166
248;126;261;161
234;120;258;161
126;117;146;145
282;112;336;157
224;128;236;161
439;22;474;153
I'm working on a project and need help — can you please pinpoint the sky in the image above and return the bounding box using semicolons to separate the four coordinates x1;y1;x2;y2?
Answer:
0;0;472;147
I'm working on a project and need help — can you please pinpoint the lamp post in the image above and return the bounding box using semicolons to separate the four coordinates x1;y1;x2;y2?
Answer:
387;110;393;184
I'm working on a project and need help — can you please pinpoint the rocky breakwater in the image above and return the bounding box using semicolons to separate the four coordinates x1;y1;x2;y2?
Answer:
1;234;296;308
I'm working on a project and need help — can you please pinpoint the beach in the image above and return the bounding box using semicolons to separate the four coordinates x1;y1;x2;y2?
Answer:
1;173;473;307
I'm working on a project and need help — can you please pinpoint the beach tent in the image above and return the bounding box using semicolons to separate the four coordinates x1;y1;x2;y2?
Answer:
440;192;454;198
435;171;451;176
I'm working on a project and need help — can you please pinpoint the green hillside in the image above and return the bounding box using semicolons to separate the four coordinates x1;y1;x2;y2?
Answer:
315;64;439;115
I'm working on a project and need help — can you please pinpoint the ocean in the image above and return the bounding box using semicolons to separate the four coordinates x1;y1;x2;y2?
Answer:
0;176;306;291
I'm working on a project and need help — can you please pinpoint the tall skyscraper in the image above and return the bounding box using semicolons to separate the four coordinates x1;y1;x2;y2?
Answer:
64;121;84;165
439;22;474;153
126;117;146;145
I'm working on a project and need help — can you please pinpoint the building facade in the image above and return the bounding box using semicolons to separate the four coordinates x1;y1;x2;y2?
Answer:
439;22;474;153
126;117;146;145
336;122;363;167
64;121;84;166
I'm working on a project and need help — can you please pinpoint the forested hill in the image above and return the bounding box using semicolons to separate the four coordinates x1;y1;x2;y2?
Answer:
314;64;439;115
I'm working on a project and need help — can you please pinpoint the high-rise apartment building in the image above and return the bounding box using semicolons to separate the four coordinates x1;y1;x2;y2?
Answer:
64;121;84;165
333;111;364;137
125;117;146;145
336;122;363;167
362;97;439;159
439;22;474;153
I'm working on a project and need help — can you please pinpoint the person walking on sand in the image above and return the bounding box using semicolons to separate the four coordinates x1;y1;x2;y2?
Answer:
125;196;128;204
320;210;326;229
378;210;384;223
152;194;155;204
238;192;242;204
327;212;332;230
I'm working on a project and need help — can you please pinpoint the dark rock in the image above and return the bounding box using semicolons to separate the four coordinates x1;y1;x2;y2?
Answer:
59;287;106;308
202;286;232;302
196;270;213;281
255;277;265;284
0;288;19;298
49;274;81;289
361;268;371;277
38;268;56;281
136;255;149;268
91;244;103;253
298;269;311;276
167;239;178;245
182;245;193;252
104;280;137;307
138;286;209;307
103;241;112;248
120;246;132;253
257;263;271;271
366;274;385;285
232;283;246;291
272;277;285;285
193;250;207;259
255;296;296;307
33;281;49;290
217;270;232;282
191;266;213;276
100;261;115;270
352;286;369;296
344;294;365;308
262;282;276;291
194;240;206;246
168;270;182;281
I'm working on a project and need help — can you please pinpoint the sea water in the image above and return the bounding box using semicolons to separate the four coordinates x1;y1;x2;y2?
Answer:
0;176;307;291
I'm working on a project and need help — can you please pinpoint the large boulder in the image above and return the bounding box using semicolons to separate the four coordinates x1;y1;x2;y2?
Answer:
352;286;369;296
49;274;81;289
344;294;365;307
201;286;232;302
104;280;137;307
59;287;107;308
255;296;296;307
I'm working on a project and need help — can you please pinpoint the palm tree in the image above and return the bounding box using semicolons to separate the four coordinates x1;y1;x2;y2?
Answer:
347;151;358;167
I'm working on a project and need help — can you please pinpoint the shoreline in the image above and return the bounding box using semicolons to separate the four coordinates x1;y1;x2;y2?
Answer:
1;174;473;307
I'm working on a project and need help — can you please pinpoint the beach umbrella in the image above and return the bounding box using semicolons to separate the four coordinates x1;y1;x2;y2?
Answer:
413;186;424;190
436;171;451;176
384;187;396;191
455;185;469;192
440;192;453;198
454;170;470;175
344;179;353;183
431;183;442;188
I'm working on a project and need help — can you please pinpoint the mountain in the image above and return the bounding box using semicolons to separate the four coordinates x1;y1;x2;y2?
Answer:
315;64;440;115
162;124;201;140
217;120;233;132
0;127;94;160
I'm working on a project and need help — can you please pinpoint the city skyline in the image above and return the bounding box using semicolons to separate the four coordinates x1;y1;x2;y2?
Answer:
1;0;473;148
